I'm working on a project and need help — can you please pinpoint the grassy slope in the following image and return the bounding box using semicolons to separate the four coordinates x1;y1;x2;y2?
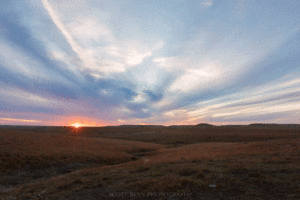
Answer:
0;126;300;199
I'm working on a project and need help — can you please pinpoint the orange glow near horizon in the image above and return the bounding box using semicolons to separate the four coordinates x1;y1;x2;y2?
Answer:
65;116;104;127
70;122;83;128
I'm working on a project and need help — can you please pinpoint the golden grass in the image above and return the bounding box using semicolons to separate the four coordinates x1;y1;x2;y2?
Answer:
1;126;300;199
74;126;300;145
0;129;164;173
141;138;300;165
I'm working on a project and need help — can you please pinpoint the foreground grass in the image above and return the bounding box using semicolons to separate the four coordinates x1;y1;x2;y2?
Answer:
0;126;300;199
0;129;163;173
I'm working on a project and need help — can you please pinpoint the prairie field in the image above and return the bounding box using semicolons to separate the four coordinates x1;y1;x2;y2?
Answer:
0;124;300;199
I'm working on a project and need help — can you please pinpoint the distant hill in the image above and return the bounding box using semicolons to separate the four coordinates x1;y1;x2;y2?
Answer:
246;123;300;129
119;125;165;128
194;123;216;128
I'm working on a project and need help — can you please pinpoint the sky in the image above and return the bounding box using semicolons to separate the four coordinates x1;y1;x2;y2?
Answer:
0;0;299;126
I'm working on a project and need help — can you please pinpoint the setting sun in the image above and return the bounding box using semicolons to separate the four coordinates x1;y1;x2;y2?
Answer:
71;123;82;128
66;116;101;128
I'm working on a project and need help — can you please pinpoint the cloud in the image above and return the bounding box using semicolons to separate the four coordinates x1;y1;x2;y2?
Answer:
0;118;41;123
143;90;163;102
0;39;70;84
0;84;85;112
202;0;213;7
42;0;155;76
168;63;224;92
152;26;300;112
187;74;300;122
42;0;81;57
68;18;113;45
124;50;151;66
120;40;152;66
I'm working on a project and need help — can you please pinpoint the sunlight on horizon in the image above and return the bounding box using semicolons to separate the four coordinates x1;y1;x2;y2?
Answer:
70;122;82;128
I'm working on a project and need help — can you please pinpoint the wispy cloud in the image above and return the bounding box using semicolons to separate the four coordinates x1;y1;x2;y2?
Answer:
41;0;95;73
202;0;213;7
41;0;156;76
0;118;40;123
187;74;300;124
0;84;87;113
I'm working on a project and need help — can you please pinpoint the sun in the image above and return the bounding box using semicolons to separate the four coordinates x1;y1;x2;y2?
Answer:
71;122;82;128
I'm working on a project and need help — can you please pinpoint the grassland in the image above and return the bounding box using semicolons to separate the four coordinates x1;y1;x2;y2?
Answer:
0;124;300;199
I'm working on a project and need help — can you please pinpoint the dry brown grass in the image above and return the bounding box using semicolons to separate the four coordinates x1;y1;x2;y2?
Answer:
138;138;300;166
73;126;300;145
1;125;300;199
0;129;164;173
